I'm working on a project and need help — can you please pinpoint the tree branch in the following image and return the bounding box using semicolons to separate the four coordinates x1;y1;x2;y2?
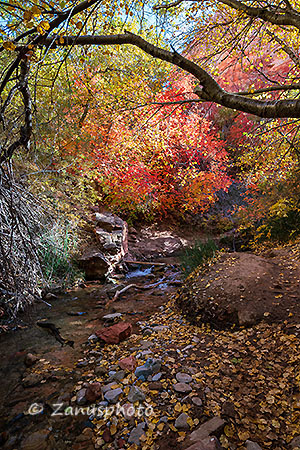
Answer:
42;32;300;118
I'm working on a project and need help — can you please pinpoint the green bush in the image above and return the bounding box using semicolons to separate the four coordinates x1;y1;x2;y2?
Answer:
38;221;82;287
180;239;218;276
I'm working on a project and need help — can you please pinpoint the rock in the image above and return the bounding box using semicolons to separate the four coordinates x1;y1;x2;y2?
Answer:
21;429;50;450
246;441;263;450
142;328;153;336
77;388;87;405
148;382;163;391
176;372;193;383
238;309;258;327
24;353;39;368
291;436;300;449
152;372;162;381
103;312;122;321
94;212;123;232
118;355;137;372
189;417;225;442
128;386;145;403
78;250;110;280
108;370;125;382
85;383;102;403
88;334;99;343
173;382;192;394
135;358;161;381
185;436;222;450
175;413;190;430
221;401;235;418
128;423;146;446
102;382;118;394
191;397;203;407
22;373;43;388
102;427;113;443
153;325;168;332
121;403;136;421
95;366;107;376
104;388;123;404
96;322;132;344
139;340;154;350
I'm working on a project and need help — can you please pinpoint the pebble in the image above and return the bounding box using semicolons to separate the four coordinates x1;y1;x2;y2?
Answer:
102;382;118;394
175;412;190;430
108;370;125;382
135;358;161;381
176;372;192;383
128;422;146;446
102;313;122;321
246;441;263;450
104;388;123;404
173;382;192;394
191;397;203;407
128;386;145;403
77;388;87;405
152;372;162;381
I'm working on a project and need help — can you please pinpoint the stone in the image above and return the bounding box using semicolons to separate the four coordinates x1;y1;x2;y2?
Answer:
77;388;87;405
191;397;203;407
108;370;125;382
173;382;192;394
21;430;50;450
128;386;145;403
22;373;43;388
152;372;162;381
24;353;39;368
102;427;113;443
148;381;163;391
135;358;161;381
185;436;222;450
102;382;118;394
246;441;263;450
95;366;107;376
189;417;225;442
152;325;168;332
96;322;132;344
88;334;99;343
176;372;193;383
175;412;190;430
85;382;102;403
104;388;123;404
221;401;235;418
78;250;110;280
142;328;153;336
139;340;154;350
103;313;122;321
128;423;146;446
118;355;137;372
121;403;136;421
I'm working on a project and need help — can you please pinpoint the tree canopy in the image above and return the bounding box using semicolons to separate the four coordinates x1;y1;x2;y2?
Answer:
1;0;300;163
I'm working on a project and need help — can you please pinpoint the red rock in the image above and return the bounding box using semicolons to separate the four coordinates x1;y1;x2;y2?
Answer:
102;427;113;443
85;382;102;403
118;355;137;371
117;438;126;448
96;322;132;344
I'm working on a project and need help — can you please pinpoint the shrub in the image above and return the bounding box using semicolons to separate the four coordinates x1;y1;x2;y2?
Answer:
179;239;218;276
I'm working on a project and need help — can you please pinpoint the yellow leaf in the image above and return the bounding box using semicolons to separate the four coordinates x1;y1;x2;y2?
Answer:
110;424;117;435
157;423;164;431
3;41;16;51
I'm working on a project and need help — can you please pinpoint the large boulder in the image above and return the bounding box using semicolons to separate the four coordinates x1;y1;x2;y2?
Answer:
79;212;128;280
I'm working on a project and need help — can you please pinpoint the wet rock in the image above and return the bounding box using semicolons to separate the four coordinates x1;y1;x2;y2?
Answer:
189;417;225;442
185;436;222;450
85;382;102;403
128;386;145;403
20;429;49;450
104;388;123;404
135;358;161;381
173;382;192;394
77;388;87;405
246;441;263;450
118;355;137;372
128;422;146;446
96;322;132;344
175;413;190;430
24;353;39;368
176;372;192;383
191;397;203;407
22;373;43;388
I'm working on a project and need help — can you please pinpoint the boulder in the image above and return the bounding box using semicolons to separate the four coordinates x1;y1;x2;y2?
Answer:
78;250;110;280
189;417;225;442
96;322;132;344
